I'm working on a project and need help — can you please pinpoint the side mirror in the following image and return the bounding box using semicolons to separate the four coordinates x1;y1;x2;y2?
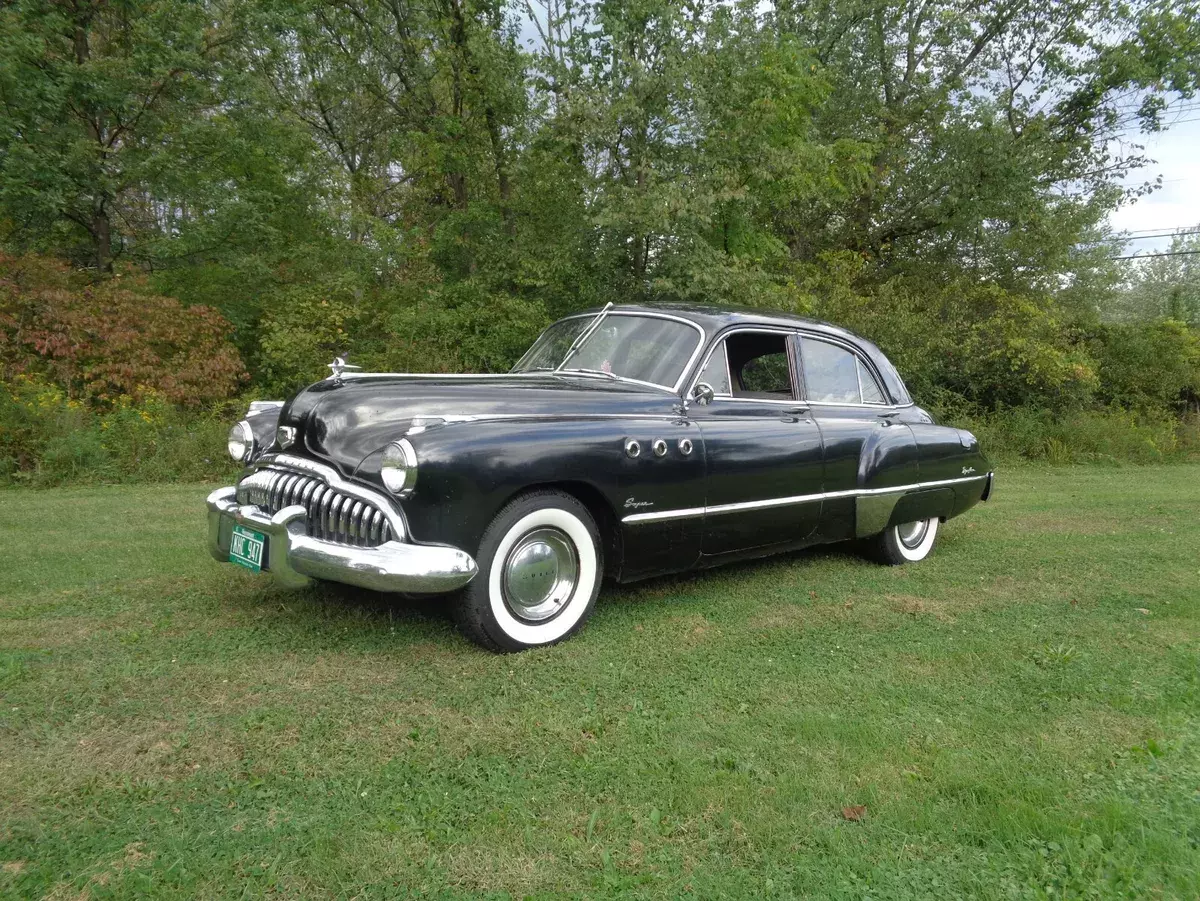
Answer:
691;382;715;406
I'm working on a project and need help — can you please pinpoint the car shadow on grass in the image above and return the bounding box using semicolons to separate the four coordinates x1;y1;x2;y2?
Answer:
598;539;871;611
218;539;874;650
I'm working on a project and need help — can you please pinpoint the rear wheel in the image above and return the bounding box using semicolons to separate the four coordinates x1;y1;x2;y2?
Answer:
869;516;940;565
454;491;602;652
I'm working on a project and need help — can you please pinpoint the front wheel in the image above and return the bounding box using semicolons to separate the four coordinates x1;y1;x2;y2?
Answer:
869;517;940;565
454;491;602;652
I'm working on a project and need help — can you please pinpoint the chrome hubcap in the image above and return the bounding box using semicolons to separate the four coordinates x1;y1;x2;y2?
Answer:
897;520;929;549
502;527;578;622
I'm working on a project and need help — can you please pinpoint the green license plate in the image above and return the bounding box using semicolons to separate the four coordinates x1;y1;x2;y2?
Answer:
229;525;267;572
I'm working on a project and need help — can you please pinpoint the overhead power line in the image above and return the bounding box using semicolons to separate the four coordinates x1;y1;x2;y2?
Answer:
1123;230;1200;241
1112;249;1200;261
1122;225;1200;235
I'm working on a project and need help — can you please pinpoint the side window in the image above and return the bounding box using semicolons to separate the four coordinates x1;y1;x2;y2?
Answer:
726;332;795;399
858;358;886;404
800;337;886;404
696;343;732;396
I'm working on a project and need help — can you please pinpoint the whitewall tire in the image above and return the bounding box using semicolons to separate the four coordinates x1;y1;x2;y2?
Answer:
454;491;602;652
870;517;940;565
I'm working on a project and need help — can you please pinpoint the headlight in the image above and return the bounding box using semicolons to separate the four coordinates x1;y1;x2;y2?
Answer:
227;420;255;463
381;439;418;495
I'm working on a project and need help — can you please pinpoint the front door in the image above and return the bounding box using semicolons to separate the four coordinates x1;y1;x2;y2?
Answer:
689;329;825;556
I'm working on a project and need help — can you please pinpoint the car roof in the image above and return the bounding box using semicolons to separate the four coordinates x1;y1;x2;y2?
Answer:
575;302;913;406
584;302;857;341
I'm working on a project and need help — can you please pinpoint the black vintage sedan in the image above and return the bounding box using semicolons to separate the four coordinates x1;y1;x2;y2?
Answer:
207;303;993;651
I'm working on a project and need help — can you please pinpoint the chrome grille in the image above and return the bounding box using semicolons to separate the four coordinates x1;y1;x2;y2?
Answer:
236;468;393;546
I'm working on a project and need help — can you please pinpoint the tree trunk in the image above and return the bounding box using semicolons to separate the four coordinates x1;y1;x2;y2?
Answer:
94;205;112;273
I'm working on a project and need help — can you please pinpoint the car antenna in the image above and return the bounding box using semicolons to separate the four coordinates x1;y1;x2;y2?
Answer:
556;302;614;373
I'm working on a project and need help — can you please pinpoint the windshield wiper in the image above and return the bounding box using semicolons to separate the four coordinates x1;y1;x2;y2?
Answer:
556;301;613;373
560;366;619;380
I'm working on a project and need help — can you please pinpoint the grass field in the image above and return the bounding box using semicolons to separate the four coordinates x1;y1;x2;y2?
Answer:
1;467;1197;899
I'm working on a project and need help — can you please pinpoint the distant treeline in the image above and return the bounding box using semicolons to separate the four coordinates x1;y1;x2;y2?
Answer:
2;0;1199;479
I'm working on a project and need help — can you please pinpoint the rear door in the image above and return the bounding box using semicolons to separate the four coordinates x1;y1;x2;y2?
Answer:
689;329;825;556
796;335;919;541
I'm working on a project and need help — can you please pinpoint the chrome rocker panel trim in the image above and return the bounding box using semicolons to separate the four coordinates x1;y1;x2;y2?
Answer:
206;487;477;594
622;472;994;538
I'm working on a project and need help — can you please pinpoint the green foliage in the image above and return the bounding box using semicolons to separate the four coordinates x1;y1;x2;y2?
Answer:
1107;229;1200;325
803;257;1098;411
1088;319;1200;411
956;407;1199;464
256;283;364;397
0;374;236;485
3;0;1200;478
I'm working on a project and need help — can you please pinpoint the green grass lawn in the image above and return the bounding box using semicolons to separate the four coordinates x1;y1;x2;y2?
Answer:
1;467;1197;899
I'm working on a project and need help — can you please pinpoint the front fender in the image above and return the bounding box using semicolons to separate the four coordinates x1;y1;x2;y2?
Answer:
352;417;703;574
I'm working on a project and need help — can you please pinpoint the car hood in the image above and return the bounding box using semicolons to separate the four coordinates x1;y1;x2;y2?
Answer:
278;373;677;470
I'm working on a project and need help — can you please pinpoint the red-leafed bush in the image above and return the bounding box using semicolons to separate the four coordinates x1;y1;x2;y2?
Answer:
0;253;246;408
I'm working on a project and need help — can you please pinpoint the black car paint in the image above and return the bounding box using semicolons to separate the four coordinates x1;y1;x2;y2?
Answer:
260;304;990;583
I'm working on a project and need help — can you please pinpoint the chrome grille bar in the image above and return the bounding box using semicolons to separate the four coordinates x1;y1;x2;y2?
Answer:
235;466;397;547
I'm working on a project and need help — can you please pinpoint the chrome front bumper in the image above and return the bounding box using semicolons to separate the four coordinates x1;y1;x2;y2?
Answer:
206;487;477;593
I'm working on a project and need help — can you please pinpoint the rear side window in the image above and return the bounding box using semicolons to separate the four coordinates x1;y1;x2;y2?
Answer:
801;338;887;404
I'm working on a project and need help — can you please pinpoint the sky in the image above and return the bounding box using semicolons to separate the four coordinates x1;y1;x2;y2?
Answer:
1108;117;1200;254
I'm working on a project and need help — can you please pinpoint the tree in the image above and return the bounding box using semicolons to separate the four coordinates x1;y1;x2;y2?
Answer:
1108;229;1200;324
0;0;241;272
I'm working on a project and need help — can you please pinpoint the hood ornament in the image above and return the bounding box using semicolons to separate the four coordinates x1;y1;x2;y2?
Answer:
327;356;362;383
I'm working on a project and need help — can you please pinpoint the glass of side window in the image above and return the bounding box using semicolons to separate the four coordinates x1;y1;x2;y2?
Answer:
696;343;732;396
800;338;886;404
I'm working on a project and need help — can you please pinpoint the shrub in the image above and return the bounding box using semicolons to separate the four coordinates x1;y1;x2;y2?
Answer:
256;276;550;396
955;407;1199;464
0;252;247;408
1087;320;1200;413
804;258;1097;412
257;283;363;396
0;374;238;486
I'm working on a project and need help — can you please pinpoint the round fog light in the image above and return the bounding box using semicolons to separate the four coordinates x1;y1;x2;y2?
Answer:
381;439;418;495
227;420;255;463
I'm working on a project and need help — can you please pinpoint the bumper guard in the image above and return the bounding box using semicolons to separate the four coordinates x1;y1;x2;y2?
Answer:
206;487;477;593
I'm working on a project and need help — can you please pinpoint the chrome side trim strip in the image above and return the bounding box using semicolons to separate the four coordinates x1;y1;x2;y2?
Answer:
337;369;682;395
621;473;991;524
622;505;707;523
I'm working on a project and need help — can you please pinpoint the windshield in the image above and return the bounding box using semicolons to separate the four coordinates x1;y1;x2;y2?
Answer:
513;313;701;389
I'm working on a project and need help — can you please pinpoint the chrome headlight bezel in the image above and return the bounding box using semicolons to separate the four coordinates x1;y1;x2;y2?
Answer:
381;439;418;496
227;420;256;463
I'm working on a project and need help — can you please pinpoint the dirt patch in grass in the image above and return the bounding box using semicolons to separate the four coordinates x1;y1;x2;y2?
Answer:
443;845;545;894
1;719;242;805
886;594;954;621
1039;708;1160;762
746;599;856;632
42;842;156;901
665;612;717;645
0;614;148;649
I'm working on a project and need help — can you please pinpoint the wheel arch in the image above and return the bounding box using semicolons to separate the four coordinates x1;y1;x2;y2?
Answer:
496;480;622;580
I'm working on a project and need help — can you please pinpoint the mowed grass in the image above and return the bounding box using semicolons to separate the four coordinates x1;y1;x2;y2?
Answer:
0;468;1198;899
